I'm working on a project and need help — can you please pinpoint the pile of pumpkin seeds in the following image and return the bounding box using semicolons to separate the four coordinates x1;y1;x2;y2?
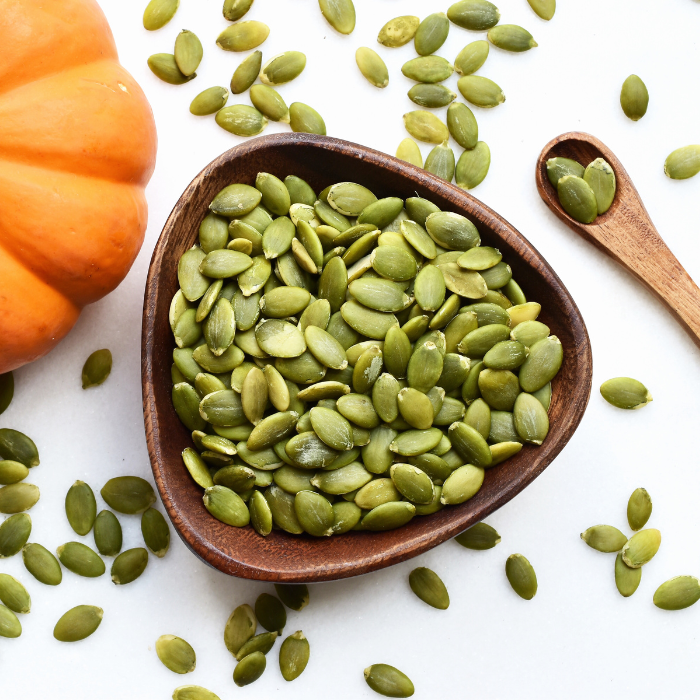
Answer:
582;488;700;610
0;422;171;642
546;155;617;224
144;0;326;137
170;173;563;538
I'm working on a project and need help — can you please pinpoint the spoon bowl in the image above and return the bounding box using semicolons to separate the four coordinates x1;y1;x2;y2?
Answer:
143;133;592;583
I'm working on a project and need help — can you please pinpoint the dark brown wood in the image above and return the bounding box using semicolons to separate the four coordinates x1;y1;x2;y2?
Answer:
536;131;700;349
142;133;592;583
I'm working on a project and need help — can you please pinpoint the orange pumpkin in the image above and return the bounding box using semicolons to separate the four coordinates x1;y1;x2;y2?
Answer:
0;0;157;373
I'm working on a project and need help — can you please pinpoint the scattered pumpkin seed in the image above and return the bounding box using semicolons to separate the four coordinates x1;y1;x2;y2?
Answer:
654;576;700;610
664;145;700;180
217;21;269;51
23;543;62;585
191;87;229;116
581;525;627;553
148;53;194;84
487;24;537;52
627;488;652;531
141;508;170;558
174;30;203;76
143;0;179;30
356;47;389;88
0;514;31;558
409;567;449;609
53;605;103;642
620;74;649;121
378;16;420;47
455;522;501;549
318;0;356;34
94;510;122;556
364;664;415;698
505;553;537;600
600;377;652;409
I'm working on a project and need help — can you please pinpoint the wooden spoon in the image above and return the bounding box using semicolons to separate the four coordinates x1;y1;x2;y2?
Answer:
536;131;700;349
143;132;592;582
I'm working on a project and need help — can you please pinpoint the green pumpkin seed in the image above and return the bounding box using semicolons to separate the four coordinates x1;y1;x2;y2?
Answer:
463;398;490;439
360;426;397;475
455;522;501;549
480;261;511;289
223;0;254;21
0;514;31;558
0;483;39;514
216;105;268;137
425;142;456;182
600;376;652;409
23;543;62;585
396;138;423;167
204;485;250;527
141;508;170;558
217;21;269;51
276;351;326;384
654;576;700;610
620;74;648;121
111;547;148;585
505;553;537;600
310;407;353;450
457;76;504;108
382;327;411;379
215;465;255;492
143;0;179;29
426;212;480;252
234;650;266;686
627;488;652;531
584;158;616;214
274;465;313;494
478;369;519;411
518;336;563;392
391;463;434;504
259;51;307;86
93;510;122;557
364;664;415;697
230;50;262;94
415;12;450;56
182;448;214;489
445;103;478;150
53;605;102;642
0;574;29;616
614;553;642;597
455;40;489;75
440;464;484;504
448;0;500;29
402;56;454;84
254;592;286;632
173;687;220;700
254;320;305;359
455;140;491;189
196;343;245;374
311;462;372;494
157;634;196;674
507;301;540;327
289;102;326;135
528;0;555;19
148;53;194;84
0;429;39;468
57;541;105;578
371;245;417;282
621;529;661;568
296;381;349;402
510;320;549;346
665;145;700;179
513;392;549;445
390;428;443;456
101;476;155;515
265;483;303;533
378;15;419;47
225;604;257;655
449;421;492;467
190;87;229;116
396;388;433;431
274;584;309;612
581;525;627;553
319;0;355;34
557;175;598;223
488;24;537;52
279;630;310;681
284;176;316;207
458;324;509;357
286;432;338;469
248;491;272;535
229;224;262;258
0;460;28;485
409;567;449;609
81;349;112;388
326;183;376;218
255;173;290;216
403;110;450;144
174;30;203;76
356;47;389;88
211;184;262;218
362;501;416;531
354;479;400;510
331;500;362;533
65;480;97;536
236;630;278;660
294;490;334;536
546;157;584;187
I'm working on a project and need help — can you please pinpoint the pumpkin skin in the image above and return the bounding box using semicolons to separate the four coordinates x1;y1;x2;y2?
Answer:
0;0;157;373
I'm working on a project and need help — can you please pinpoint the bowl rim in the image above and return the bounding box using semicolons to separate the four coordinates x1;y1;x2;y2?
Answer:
142;132;592;582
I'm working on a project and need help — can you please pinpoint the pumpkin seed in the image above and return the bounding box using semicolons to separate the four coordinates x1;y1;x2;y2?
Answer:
259;51;307;86
446;103;478;150
157;635;196;674
513;392;549;445
249;490;273;535
627;488;652;531
654;576;700;610
274;584;309;611
372;245;417;281
364;664;415;698
143;0;179;30
505;553;537;599
441;464;484;504
362;501;416;531
190;87;229;116
396;138;423;167
173;686;220;700
94;510;122;556
0;483;39;514
0;514;31;558
356;47;389;88
53;605;102;642
409;567;449;609
57;541;105;577
111;547;148;585
0;429;39;468
378;15;420;47
223;0;254;21
620;74;648;121
284;176;316;207
216;105;268;136
236;630;278;660
528;0;555;19
665;145;700;180
148;53;194;84
255;592;286;632
455;40;489;75
182;448;215;489
488;24;537;52
0;461;28;486
404;110;450;143
391;463;434;504
23;543;62;585
546;157;585;187
621;529;661;568
319;0;355;34
0;574;29;616
449;421;492;467
278;630;309;681
211;184;262;218
425;142;456;182
415;13;450;56
141;508;170;558
289;103;326;135
331;501;363;533
81;349;112;389
294;490;334;536
204;486;250;527
455;522;501;549
518;336;563;392
557;175;598;223
600;377;651;409
217;21;269;51
175;30;203;76
402;56;454;84
457;143;490;189
584;158;616;214
581;525;627;553
458;76;504;108
225;604;257;655
234;650;266;686
354;479;400;510
615;553;642;597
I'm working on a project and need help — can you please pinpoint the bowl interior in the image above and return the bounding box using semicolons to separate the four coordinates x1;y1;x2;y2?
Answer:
143;133;592;583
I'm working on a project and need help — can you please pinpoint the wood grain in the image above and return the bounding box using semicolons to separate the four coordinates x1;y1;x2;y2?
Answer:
142;133;592;583
536;131;700;349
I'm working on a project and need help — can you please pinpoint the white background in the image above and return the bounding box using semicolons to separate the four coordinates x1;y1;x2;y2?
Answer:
3;0;700;698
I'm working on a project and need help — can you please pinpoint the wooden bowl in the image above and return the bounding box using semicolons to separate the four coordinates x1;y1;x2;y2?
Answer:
142;133;592;583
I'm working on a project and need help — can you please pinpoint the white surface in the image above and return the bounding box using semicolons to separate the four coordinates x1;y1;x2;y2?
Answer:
3;0;700;698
